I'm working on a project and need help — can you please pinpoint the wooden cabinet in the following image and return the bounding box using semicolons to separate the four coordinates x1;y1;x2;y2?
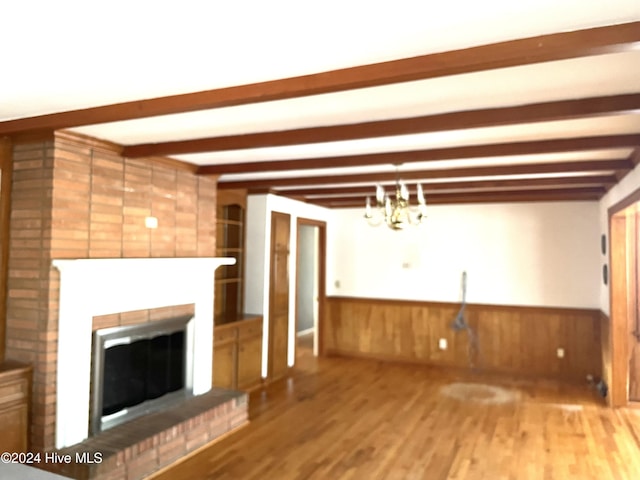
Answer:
0;361;32;453
212;336;236;390
213;316;263;391
237;320;264;389
214;190;263;391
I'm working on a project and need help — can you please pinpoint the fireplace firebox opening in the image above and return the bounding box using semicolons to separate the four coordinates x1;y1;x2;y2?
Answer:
91;314;194;435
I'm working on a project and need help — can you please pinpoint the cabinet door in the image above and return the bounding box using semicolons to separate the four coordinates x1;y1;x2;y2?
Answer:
237;335;263;390
213;341;236;389
0;403;28;452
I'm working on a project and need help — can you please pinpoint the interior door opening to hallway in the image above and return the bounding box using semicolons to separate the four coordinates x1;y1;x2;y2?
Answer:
295;219;326;365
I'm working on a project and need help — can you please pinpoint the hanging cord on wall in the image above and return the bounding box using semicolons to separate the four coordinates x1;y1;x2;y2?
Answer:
450;271;479;368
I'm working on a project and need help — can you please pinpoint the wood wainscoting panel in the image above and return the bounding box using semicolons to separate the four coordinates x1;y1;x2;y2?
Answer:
325;297;602;382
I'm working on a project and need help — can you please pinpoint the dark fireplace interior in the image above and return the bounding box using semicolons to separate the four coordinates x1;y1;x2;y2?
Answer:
102;330;186;416
92;315;194;434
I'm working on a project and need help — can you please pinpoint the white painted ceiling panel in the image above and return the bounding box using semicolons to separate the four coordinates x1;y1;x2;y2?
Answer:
1;0;639;205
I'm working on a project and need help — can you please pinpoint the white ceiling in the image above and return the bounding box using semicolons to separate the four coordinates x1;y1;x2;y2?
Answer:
69;51;640;151
1;0;640;206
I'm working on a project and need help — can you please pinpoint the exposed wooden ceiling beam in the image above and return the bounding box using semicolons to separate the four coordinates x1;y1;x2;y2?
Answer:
1;22;638;136
278;175;618;197
310;187;606;207
629;147;640;167
615;147;640;181
219;159;632;190
123;94;640;157
202;134;640;175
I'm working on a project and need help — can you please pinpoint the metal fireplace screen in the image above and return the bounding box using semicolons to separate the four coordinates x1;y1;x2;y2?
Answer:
91;314;193;434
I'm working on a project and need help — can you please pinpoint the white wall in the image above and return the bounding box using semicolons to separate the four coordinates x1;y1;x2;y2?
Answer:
245;194;332;375
598;161;640;315
328;201;601;309
247;195;607;376
244;195;269;317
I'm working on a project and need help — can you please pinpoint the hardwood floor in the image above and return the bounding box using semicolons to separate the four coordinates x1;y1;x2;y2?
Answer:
151;347;640;480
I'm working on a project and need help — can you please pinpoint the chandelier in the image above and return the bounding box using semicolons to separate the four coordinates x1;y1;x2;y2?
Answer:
364;168;427;230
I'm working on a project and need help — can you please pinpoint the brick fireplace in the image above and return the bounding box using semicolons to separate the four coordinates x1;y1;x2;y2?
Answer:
4;131;229;459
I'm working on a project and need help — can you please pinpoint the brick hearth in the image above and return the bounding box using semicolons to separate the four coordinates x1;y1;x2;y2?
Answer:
45;388;247;480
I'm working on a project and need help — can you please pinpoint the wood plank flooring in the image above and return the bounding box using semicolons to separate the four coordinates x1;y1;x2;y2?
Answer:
151;337;640;480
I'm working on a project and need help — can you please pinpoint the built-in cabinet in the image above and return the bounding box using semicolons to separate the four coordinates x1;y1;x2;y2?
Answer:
0;361;31;453
213;316;263;391
213;189;263;390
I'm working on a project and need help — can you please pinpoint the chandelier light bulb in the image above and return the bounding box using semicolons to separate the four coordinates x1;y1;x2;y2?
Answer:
364;196;372;218
417;183;425;205
376;184;385;205
399;181;409;202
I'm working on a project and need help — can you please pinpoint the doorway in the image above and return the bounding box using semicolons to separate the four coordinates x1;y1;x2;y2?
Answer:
295;218;326;366
609;188;640;406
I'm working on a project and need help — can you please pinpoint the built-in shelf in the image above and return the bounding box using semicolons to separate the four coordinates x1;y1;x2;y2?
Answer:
213;190;263;391
215;190;247;323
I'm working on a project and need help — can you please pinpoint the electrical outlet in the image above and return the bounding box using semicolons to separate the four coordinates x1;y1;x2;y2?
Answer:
557;347;565;359
438;338;447;350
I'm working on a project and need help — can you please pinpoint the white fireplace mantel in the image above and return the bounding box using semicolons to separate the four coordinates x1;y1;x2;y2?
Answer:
52;257;234;449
